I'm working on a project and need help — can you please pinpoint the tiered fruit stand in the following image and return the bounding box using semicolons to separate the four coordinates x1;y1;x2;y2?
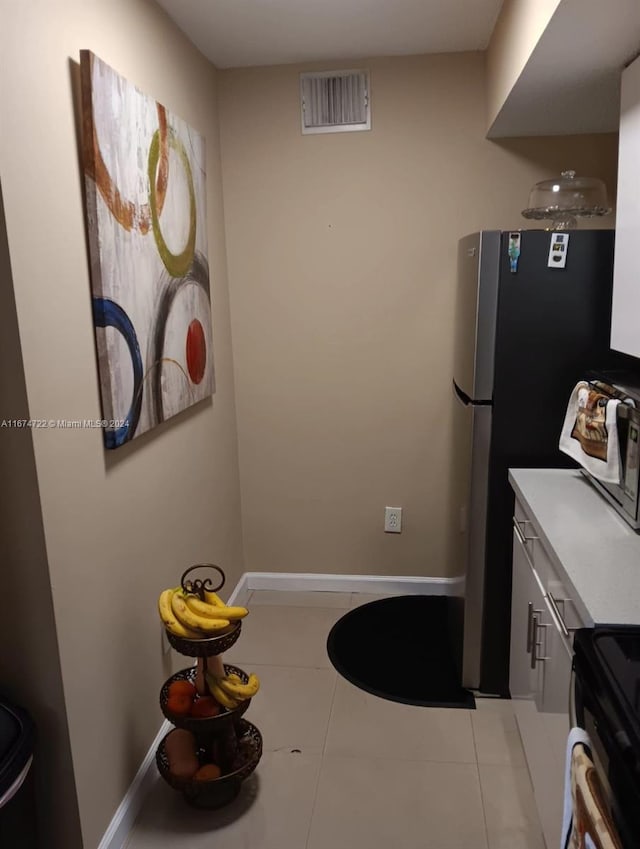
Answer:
156;566;262;808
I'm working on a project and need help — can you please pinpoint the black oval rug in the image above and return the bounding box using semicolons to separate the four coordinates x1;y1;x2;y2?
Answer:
326;595;475;709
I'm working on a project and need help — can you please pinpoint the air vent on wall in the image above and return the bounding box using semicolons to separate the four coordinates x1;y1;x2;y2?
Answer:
300;70;371;135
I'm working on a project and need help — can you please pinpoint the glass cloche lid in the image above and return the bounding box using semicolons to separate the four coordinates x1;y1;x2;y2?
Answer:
521;170;611;230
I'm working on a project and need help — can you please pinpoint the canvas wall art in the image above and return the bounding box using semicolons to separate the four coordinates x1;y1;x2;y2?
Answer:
80;50;214;448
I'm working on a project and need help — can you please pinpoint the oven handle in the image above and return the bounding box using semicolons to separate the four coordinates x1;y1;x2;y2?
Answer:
569;667;577;727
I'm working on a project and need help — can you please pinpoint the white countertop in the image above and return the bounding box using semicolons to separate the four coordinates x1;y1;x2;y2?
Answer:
509;468;640;627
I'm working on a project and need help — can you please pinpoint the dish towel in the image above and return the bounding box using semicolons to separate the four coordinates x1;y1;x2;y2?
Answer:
561;727;623;849
559;382;621;484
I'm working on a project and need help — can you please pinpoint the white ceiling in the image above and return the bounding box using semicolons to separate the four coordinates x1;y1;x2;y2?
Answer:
155;0;504;69
155;0;640;137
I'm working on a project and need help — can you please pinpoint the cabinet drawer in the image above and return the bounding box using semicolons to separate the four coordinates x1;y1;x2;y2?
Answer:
513;497;585;637
513;497;552;585
510;528;546;703
540;603;573;714
510;479;593;849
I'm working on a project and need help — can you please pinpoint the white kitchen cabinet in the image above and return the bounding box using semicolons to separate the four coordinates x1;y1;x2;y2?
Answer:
510;501;580;714
509;525;546;704
509;495;586;848
540;603;573;715
611;53;640;358
508;467;640;849
510;524;571;715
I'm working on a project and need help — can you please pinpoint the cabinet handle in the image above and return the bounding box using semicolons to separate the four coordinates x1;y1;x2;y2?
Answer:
546;592;569;638
552;596;573;619
530;615;550;669
513;517;539;545
526;603;543;653
527;605;543;656
530;615;539;669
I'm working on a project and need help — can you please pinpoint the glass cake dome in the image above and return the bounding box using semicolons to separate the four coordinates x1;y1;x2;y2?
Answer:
521;170;611;230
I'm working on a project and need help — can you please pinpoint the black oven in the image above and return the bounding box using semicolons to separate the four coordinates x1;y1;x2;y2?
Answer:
573;627;640;848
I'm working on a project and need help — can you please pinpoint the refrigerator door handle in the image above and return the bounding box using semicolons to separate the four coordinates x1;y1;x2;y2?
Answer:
453;379;471;406
453;379;492;407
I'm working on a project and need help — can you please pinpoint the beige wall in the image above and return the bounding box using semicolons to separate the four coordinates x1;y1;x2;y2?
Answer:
0;8;621;842
0;1;243;846
0;184;83;849
486;0;562;130
219;53;618;580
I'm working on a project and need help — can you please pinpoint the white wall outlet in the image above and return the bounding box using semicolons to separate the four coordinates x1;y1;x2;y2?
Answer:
384;506;402;533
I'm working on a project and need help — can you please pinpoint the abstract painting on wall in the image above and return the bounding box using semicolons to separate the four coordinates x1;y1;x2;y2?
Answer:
80;50;214;448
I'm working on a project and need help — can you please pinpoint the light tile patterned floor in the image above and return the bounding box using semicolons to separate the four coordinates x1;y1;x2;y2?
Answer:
124;590;546;849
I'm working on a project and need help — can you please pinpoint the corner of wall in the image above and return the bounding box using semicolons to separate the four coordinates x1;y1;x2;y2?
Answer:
0;181;83;848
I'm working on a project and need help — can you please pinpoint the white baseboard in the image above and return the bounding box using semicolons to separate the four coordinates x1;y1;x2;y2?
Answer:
99;568;463;848
245;571;465;597
96;718;171;849
226;570;251;606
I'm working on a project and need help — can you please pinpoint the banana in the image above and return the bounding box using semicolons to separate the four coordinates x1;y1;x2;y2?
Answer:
170;592;231;634
203;590;225;607
217;672;260;699
158;589;202;639
215;605;249;621
183;593;249;622
205;671;241;710
184;594;227;619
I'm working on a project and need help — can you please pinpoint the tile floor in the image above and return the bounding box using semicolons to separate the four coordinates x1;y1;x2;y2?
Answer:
125;590;546;849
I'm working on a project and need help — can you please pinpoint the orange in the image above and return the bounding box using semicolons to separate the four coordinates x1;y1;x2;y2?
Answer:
193;763;221;781
168;680;196;700
190;697;220;718
166;693;193;716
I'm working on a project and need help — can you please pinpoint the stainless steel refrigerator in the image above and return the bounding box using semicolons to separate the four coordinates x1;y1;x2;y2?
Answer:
452;229;622;695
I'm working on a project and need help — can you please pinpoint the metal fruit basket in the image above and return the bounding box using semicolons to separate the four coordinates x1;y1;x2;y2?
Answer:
165;621;241;657
159;665;251;735
156;720;262;809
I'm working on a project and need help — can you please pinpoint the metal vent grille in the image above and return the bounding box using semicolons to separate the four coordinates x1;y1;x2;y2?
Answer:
300;70;371;135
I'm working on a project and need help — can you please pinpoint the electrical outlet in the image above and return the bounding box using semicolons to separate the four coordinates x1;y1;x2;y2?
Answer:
384;506;402;533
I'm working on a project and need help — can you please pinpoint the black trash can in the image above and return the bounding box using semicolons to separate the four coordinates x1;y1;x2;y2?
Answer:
0;697;37;849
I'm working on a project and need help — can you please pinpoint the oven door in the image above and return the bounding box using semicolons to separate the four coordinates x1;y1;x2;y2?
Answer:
573;635;640;848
